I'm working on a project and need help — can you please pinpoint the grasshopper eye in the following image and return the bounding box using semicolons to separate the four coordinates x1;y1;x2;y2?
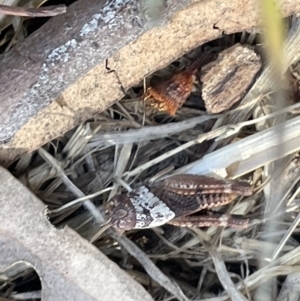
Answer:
113;208;128;220
110;207;136;230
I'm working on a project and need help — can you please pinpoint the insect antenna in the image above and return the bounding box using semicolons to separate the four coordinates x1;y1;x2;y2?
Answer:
90;217;112;243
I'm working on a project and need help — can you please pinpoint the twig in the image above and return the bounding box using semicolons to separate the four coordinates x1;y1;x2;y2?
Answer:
0;4;66;17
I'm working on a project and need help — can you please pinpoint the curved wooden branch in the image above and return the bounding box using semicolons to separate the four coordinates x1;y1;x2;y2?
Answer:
0;0;299;165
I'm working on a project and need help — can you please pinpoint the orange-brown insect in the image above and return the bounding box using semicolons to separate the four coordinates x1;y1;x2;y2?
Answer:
145;52;216;115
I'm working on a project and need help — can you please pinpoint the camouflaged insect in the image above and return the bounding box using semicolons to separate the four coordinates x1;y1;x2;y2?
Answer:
105;174;253;231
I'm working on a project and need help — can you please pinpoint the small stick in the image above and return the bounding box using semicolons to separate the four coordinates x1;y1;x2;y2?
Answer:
0;4;66;17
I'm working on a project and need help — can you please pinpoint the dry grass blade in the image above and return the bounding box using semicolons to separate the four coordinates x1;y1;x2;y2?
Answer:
0;4;66;17
277;272;300;301
271;212;300;260
241;246;300;290
256;4;289;299
88;115;220;148
126;102;300;179
198;247;300;301
90;218;112;243
37;148;103;224
49;187;113;215
108;229;190;301
108;143;133;200
209;248;249;301
174;115;300;178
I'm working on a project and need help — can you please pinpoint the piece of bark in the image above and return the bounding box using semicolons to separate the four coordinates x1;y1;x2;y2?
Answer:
0;166;154;301
201;44;262;114
0;0;299;167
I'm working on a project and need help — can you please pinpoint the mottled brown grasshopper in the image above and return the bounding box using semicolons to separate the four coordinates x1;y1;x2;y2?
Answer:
105;174;252;231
